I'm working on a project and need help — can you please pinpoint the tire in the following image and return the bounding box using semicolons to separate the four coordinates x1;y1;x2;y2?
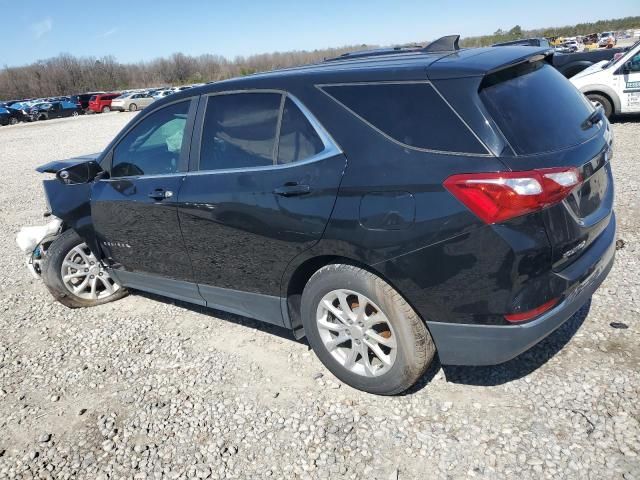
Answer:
129;103;138;112
41;229;127;308
101;106;111;113
72;111;79;117
586;93;613;118
9;117;18;125
301;264;435;395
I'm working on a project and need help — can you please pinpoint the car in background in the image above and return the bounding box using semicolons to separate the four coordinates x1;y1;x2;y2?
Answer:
88;93;121;113
29;101;83;121
4;106;30;124
599;32;616;47
152;90;174;100
70;93;104;111
110;92;155;112
0;107;15;125
571;40;640;118
493;37;551;48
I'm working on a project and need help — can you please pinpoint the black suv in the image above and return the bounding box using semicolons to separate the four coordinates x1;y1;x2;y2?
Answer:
25;36;615;395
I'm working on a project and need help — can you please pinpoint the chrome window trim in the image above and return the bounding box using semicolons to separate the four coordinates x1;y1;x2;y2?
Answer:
194;89;343;174
315;80;493;157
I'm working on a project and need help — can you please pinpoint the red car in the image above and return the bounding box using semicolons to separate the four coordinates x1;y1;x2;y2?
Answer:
87;93;121;113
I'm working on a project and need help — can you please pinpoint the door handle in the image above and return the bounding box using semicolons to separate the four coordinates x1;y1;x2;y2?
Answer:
148;189;173;201
273;183;311;197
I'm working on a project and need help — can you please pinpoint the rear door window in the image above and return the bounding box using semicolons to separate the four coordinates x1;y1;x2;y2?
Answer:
480;62;597;155
321;82;486;154
277;98;324;164
199;93;281;170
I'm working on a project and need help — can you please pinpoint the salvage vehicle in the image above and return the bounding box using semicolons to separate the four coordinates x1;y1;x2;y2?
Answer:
0;106;28;125
110;92;155;112
571;40;640;118
29;101;83;121
88;93;121;113
18;35;615;395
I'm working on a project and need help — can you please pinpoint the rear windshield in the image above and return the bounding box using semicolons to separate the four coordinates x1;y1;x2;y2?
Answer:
480;62;597;155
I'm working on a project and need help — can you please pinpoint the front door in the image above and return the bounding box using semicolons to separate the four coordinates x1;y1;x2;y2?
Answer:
178;92;346;323
615;49;640;113
91;99;198;289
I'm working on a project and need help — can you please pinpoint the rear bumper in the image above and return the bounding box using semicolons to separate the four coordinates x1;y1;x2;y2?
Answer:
427;213;616;365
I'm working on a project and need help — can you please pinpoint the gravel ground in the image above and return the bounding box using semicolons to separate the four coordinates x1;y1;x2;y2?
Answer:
0;113;638;479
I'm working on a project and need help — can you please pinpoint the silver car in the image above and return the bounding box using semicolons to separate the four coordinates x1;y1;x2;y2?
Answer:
110;93;154;112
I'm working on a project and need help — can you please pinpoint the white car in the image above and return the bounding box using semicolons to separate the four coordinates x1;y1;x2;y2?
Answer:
571;40;640;118
152;90;174;100
110;93;155;112
598;32;616;47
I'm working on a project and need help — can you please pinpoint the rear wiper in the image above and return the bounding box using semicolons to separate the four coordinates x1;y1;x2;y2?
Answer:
581;107;604;130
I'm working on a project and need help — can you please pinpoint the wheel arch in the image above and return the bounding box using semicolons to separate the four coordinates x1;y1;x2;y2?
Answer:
580;85;621;114
283;254;425;339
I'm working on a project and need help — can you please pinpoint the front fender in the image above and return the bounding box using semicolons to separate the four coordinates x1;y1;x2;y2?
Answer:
43;179;100;258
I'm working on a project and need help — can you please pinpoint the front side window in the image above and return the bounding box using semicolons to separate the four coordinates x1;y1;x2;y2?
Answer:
321;82;486;154
111;101;189;177
629;53;640;72
200;93;281;171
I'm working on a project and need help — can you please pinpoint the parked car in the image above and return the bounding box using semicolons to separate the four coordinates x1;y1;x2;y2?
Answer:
70;93;103;110
88;93;121;113
0;106;29;125
493;37;628;77
493;37;551;48
29;101;83;121
152;90;174;100
110;92;155;112
571;40;640;118
599;32;616;47
19;36;615;395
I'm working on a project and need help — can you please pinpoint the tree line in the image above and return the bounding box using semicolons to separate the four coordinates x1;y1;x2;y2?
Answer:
1;15;638;100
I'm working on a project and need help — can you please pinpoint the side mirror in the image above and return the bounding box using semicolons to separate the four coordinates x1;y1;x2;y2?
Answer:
56;160;107;185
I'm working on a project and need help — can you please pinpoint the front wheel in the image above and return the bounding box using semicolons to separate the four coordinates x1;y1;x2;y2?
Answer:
301;264;435;395
9;117;18;125
72;111;79;117
129;103;138;112
42;230;127;308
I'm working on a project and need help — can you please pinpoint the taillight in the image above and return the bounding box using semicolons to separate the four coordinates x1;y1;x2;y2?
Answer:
505;298;559;323
444;167;581;224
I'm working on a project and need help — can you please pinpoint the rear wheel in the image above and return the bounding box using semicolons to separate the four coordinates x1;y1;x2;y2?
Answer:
42;229;127;308
301;264;435;395
101;106;111;113
72;111;79;117
129;103;138;112
9;117;18;125
586;93;613;118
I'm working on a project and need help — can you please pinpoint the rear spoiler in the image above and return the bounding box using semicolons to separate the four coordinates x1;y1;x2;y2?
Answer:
427;46;553;80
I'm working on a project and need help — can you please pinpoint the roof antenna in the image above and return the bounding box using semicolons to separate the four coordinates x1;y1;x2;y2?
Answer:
423;35;460;53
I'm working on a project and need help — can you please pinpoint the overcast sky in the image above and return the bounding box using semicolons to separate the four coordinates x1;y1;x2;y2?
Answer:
2;0;638;67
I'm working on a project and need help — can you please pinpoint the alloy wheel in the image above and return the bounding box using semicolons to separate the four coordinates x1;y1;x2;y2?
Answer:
60;243;120;300
316;289;397;377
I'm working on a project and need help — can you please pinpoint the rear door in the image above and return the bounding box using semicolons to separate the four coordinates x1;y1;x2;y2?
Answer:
91;98;199;290
177;91;346;323
478;60;614;270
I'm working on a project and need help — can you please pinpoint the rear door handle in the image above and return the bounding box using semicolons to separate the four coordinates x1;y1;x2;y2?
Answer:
148;189;174;201
273;183;311;197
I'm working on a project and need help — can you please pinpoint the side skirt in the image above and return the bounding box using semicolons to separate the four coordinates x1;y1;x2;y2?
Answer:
109;270;285;327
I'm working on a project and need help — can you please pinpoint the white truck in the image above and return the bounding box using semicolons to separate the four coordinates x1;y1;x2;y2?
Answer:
571;40;640;118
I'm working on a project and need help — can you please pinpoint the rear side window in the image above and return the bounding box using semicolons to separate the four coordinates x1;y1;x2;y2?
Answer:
200;93;281;170
277;98;324;164
321;82;486;154
480;62;596;155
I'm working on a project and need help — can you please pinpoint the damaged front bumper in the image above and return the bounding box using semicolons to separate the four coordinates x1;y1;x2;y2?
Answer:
15;217;62;278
